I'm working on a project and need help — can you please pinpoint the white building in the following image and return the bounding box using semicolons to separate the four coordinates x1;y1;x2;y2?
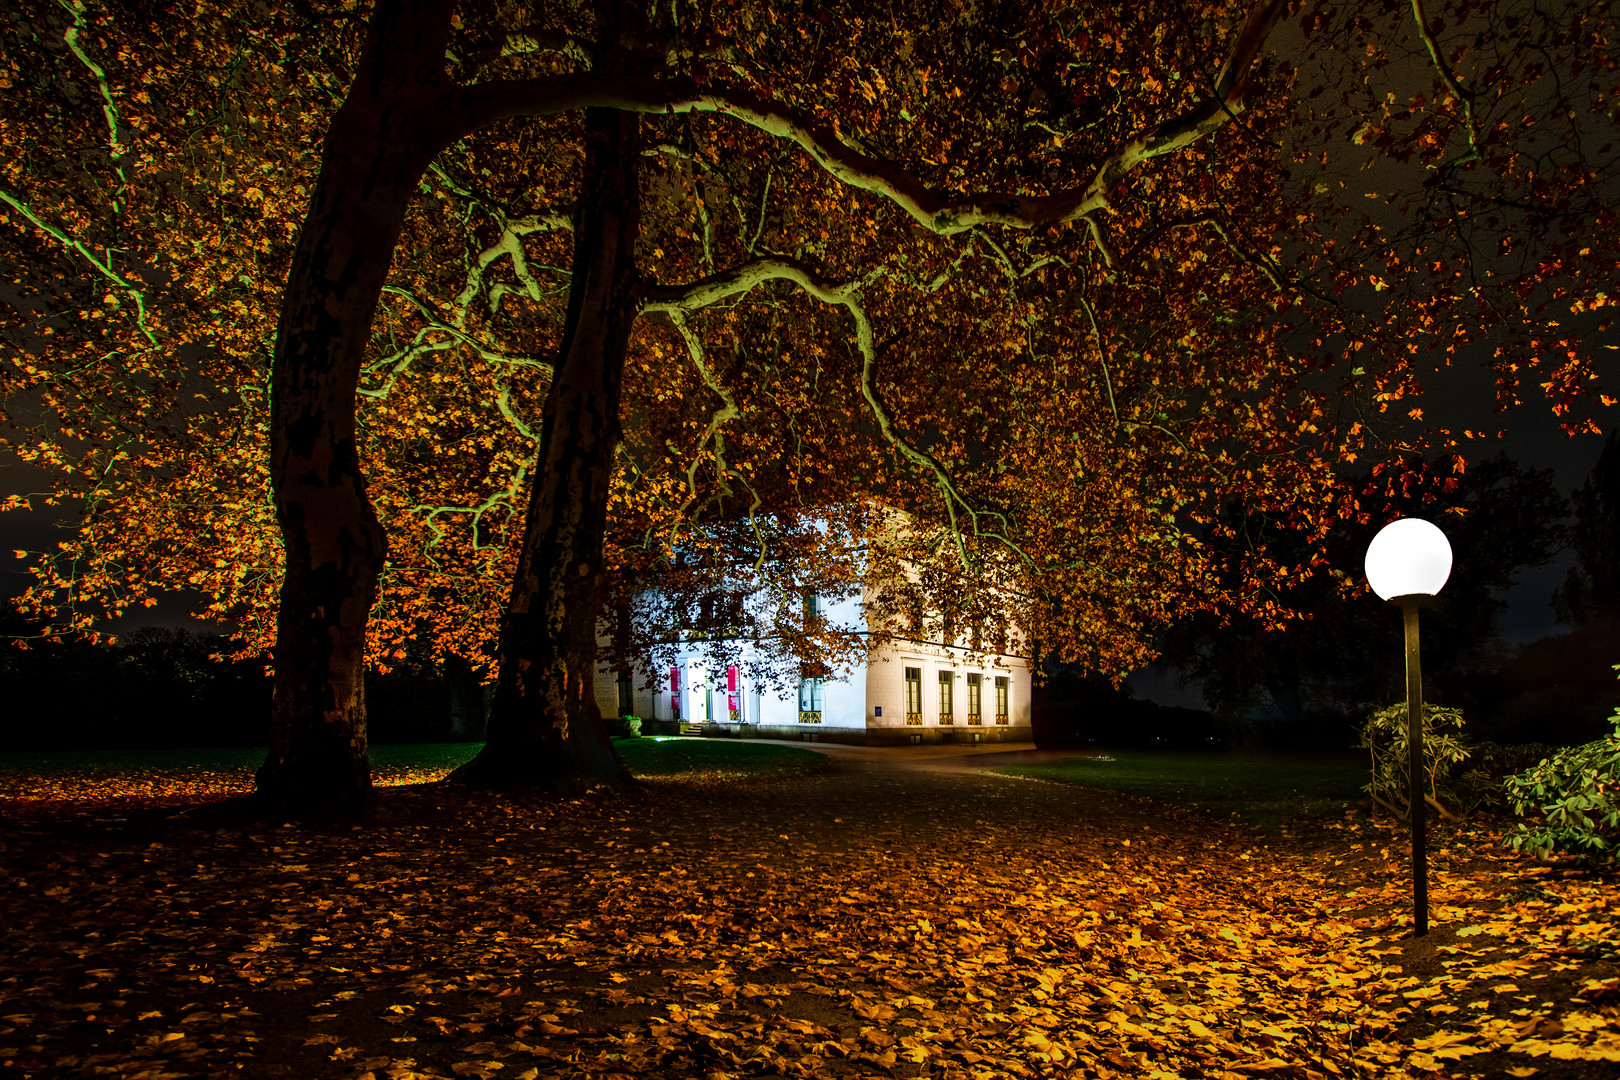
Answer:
593;585;1033;745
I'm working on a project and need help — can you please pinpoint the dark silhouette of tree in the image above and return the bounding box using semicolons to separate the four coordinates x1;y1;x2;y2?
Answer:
1554;431;1620;629
1160;453;1569;732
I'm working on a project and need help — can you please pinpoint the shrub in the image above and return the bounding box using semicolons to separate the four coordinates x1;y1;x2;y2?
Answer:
1361;702;1472;820
616;715;643;738
1502;671;1620;863
1455;741;1559;813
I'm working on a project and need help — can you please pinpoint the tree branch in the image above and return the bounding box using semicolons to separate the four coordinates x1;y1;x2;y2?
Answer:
0;186;157;348
449;0;1287;235
450;211;572;325
56;0;131;211
1409;0;1482;165
643;257;1038;573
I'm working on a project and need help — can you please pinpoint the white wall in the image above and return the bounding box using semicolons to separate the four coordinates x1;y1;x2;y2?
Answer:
864;641;1030;736
594;572;1033;741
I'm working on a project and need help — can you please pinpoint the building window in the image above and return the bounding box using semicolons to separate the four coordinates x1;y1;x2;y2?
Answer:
804;591;822;623
616;672;634;718
798;676;823;723
938;669;954;725
904;666;922;725
966;673;982;725
995;676;1010;724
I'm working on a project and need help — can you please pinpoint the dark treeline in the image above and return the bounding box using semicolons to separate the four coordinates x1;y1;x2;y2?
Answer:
1037;441;1620;753
0;611;488;751
7;437;1615;755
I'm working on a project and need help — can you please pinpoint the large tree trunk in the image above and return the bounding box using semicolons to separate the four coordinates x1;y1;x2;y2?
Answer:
447;105;641;792
255;0;455;815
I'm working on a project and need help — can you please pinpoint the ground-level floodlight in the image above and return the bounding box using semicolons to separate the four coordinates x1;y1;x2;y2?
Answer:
1364;517;1453;937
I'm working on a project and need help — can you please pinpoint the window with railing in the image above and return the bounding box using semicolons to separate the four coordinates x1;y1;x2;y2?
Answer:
995;676;1010;724
966;673;982;725
798;676;823;723
938;669;954;725
904;666;922;725
617;672;634;718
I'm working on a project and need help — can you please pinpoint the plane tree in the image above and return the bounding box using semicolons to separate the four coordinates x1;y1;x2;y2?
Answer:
2;0;1614;811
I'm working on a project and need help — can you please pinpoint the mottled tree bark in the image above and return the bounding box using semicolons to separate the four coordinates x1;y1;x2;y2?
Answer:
446;104;640;792
255;0;456;815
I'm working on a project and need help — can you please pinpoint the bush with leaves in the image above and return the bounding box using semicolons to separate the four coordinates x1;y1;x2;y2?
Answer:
616;716;644;739
1362;702;1473;821
1455;741;1559;813
1503;670;1620;863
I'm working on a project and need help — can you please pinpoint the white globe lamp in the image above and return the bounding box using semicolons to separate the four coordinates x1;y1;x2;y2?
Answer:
1364;518;1453;601
1364;516;1452;939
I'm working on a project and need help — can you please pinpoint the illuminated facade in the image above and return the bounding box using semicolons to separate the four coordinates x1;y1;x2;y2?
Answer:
593;586;1033;745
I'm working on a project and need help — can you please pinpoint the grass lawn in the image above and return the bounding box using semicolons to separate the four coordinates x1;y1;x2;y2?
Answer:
993;748;1369;832
0;736;827;804
611;736;829;779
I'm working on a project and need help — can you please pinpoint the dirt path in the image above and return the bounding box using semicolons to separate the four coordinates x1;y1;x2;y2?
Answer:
1;758;1614;1079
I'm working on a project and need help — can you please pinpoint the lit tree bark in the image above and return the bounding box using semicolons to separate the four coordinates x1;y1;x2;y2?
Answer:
446;103;640;792
255;0;457;814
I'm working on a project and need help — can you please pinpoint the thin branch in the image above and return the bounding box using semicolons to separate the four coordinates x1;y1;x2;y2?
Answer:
662;310;742;524
1074;293;1120;427
379;284;554;368
417;462;531;555
1410;0;1482;165
1082;214;1118;274
56;0;130;211
746;161;773;255
1205;218;1288;293
493;386;539;441
0;187;158;348
643;257;1039;573
450;0;1288;236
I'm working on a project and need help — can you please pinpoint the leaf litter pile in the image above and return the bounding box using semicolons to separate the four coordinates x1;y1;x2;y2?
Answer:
0;757;1616;1080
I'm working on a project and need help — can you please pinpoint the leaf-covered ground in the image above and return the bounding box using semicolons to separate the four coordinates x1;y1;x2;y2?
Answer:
0;751;1616;1080
0;740;826;811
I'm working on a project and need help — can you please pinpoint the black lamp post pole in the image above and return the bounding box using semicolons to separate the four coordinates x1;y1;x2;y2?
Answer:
1400;596;1428;937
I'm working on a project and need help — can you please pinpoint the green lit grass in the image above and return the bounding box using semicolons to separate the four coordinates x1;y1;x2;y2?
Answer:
993;750;1367;832
611;736;829;779
0;737;827;787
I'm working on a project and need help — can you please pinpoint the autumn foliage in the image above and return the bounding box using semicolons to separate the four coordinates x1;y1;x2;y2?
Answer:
2;0;1616;795
2;755;1618;1077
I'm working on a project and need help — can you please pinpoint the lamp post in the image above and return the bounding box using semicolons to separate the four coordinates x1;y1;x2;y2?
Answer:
1364;517;1453;937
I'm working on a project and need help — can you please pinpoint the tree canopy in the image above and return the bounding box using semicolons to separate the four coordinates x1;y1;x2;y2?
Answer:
2;0;1616;803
